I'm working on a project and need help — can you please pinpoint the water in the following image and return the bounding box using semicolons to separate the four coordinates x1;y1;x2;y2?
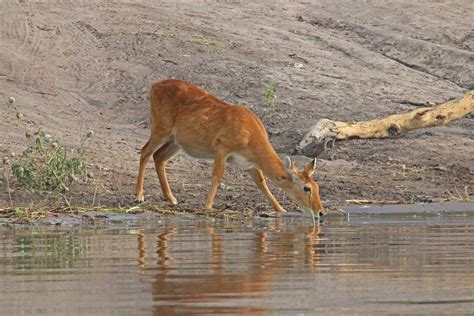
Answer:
1;213;474;315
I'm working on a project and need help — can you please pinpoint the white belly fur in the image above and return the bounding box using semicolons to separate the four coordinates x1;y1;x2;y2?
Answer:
227;154;255;170
180;146;214;159
177;142;255;170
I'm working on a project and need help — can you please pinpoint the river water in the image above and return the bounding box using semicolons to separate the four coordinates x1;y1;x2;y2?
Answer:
1;211;474;315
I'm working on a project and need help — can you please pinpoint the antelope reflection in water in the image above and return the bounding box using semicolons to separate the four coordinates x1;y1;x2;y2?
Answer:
137;224;322;315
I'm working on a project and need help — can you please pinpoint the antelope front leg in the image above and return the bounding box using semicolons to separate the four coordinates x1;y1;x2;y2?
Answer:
248;168;287;214
205;153;226;209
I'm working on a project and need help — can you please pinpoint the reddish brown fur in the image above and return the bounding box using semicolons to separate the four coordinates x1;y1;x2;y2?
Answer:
135;79;324;215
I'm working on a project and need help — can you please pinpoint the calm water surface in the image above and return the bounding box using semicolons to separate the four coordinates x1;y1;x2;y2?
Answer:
1;213;474;315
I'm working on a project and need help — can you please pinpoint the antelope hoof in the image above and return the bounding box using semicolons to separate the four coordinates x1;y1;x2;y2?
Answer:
168;196;178;205
136;194;145;203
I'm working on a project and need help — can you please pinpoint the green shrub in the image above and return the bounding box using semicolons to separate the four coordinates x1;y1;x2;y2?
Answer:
265;87;276;108
11;130;89;192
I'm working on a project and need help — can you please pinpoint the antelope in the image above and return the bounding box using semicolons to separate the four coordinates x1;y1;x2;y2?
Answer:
135;79;324;219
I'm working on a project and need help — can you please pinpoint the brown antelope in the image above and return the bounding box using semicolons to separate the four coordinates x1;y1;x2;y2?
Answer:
135;79;324;218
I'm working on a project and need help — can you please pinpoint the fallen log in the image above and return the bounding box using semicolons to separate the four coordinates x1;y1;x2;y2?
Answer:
299;91;474;157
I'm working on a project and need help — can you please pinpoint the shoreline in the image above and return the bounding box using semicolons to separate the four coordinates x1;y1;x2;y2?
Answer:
2;201;473;228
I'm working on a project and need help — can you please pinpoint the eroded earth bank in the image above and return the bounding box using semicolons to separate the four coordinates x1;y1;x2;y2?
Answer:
1;0;473;214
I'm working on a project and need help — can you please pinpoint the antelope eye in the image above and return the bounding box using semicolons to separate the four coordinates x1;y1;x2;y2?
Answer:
303;186;312;193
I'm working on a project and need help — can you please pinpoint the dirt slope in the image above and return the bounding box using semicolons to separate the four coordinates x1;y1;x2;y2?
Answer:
1;0;473;211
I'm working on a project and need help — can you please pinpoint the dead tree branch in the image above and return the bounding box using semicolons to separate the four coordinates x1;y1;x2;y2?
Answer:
299;91;474;157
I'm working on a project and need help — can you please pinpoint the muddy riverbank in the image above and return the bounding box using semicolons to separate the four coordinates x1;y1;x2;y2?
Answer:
2;201;473;227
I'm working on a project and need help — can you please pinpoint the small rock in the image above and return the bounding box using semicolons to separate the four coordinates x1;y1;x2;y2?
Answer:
8;96;15;104
16;112;24;120
297;15;308;22
294;62;304;69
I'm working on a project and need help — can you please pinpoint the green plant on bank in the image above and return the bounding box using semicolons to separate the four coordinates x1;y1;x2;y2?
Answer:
10;129;92;192
192;35;224;47
10;207;50;224
219;182;238;192
265;86;276;108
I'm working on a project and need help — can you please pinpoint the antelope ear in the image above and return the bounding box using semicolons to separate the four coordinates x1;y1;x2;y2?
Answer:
284;156;293;172
304;158;317;176
284;156;300;183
